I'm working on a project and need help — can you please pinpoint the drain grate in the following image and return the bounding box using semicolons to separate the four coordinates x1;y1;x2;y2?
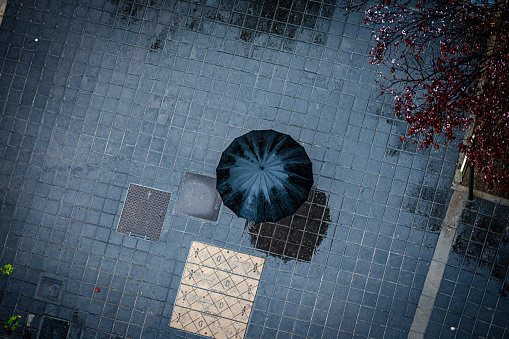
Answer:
117;184;171;242
35;276;63;303
38;317;70;339
170;242;265;339
174;172;222;222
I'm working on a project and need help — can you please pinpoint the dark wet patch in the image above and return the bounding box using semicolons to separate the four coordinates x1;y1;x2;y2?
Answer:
107;0;335;54
385;148;399;157
106;0;155;25
235;0;334;50
451;205;509;298
247;189;331;262
151;26;170;50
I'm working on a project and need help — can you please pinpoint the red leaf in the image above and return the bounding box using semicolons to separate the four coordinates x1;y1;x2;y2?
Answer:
94;288;100;293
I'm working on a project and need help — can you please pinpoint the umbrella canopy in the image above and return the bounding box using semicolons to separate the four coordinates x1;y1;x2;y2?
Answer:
216;129;313;223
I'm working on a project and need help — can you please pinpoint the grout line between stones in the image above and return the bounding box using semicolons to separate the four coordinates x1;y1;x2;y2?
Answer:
408;190;467;338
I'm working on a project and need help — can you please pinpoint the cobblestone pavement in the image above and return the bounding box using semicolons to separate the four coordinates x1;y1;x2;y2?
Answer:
0;0;490;338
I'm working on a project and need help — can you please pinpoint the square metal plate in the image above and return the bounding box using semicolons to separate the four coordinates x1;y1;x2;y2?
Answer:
117;184;171;242
174;172;222;222
35;275;63;303
170;241;265;339
38;316;70;339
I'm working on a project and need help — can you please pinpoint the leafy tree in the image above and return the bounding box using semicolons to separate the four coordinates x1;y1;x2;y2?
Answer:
346;0;509;191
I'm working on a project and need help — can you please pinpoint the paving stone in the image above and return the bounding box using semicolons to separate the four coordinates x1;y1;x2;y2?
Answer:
170;241;265;339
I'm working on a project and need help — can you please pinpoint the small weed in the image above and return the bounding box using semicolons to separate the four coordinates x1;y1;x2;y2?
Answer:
0;264;13;275
5;316;21;332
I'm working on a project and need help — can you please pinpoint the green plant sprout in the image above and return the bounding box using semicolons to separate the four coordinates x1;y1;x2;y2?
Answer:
5;316;21;332
0;264;13;275
1;265;20;335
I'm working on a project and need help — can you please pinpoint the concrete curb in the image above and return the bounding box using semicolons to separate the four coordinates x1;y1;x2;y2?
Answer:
452;147;509;207
451;183;509;207
408;190;467;338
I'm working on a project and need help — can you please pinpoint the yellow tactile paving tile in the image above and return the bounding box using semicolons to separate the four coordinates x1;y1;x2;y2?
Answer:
188;241;265;279
182;262;260;302
170;242;265;339
170;306;246;339
175;284;253;323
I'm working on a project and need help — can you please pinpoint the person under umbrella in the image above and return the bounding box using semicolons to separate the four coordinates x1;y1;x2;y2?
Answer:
216;129;313;223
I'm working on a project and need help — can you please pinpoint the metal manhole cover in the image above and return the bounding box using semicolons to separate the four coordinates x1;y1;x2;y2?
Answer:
38;317;70;339
174;172;222;222
117;184;171;242
170;241;265;339
35;275;63;303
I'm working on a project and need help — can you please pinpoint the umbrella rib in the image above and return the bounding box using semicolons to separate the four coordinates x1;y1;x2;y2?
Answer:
263;137;288;165
262;172;290;216
257;173;270;203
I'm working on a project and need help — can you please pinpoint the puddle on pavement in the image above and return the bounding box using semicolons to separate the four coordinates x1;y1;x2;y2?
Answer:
246;189;331;262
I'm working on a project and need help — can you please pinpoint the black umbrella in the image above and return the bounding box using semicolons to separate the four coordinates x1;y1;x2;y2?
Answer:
216;129;313;223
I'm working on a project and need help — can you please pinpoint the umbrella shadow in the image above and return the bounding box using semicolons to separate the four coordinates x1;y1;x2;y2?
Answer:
246;189;331;262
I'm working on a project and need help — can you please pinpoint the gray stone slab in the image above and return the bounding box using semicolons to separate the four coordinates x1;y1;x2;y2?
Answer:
35;274;64;304
174;172;222;222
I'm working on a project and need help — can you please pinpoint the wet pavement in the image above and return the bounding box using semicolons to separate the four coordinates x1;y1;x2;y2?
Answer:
247;189;331;262
426;198;509;339
0;0;506;337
